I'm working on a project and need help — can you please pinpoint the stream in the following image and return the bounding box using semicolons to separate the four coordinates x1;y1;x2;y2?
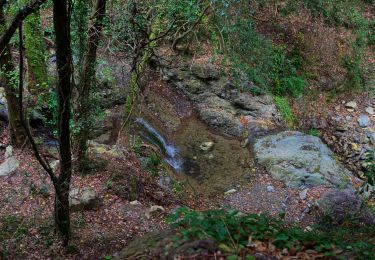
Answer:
133;86;254;196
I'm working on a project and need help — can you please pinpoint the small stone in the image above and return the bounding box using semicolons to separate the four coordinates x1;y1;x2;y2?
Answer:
345;101;357;110
336;123;349;132
266;185;275;193
365;107;374;115
350;143;360;151
130;200;142;206
299;188;308;200
69;187;100;212
199;141;214;152
145;205;165;219
50;160;59;172
224;189;237;195
5;146;13;158
241;138;250;148
358;114;371;128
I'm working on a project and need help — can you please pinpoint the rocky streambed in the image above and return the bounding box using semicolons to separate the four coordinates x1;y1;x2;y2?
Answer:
124;61;374;224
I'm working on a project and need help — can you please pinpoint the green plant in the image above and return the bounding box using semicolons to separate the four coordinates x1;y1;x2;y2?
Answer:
274;96;296;127
142;152;162;176
213;7;306;97
360;150;375;197
167;207;375;258
307;128;320;137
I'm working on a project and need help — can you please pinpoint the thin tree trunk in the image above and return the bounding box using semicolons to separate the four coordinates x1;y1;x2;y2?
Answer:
75;0;107;173
52;0;73;246
0;6;27;147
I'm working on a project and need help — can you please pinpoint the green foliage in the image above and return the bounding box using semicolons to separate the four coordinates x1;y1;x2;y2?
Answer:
360;150;375;197
307;128;320;137
37;89;58;131
167;207;375;258
274;96;296;127
142;152;161;176
24;12;48;90
212;2;305;97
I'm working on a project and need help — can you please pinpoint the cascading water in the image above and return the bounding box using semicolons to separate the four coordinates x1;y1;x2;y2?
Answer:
135;118;183;171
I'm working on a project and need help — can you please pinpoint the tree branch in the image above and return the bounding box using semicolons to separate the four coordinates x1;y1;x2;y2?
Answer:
18;22;57;184
0;0;47;54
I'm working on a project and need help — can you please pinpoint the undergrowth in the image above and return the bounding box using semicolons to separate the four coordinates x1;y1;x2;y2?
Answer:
167;207;375;258
274;96;295;128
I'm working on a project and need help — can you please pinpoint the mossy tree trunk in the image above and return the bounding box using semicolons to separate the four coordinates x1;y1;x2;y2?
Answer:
24;11;47;95
74;0;107;173
0;5;28;147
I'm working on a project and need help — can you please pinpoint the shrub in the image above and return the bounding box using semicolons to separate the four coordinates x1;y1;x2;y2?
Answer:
274;96;296;128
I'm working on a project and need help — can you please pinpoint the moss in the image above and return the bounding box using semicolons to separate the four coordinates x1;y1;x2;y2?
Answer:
24;12;48;93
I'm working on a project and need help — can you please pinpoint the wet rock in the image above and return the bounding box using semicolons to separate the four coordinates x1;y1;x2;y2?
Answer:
345;101;357;110
69;187;101;211
365;107;374;115
316;189;375;225
254;131;352;189
358;114;371;128
199;141;214;152
0;157;20;177
191;63;220;80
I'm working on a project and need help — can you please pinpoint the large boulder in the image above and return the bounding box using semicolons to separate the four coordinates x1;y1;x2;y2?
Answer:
0;157;20;177
254;131;352;189
316;189;375;225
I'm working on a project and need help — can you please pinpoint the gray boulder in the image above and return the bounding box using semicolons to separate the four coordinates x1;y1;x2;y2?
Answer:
191;63;220;80
199;108;245;137
69;187;101;211
254;131;352;189
0;157;20;177
316;189;375;225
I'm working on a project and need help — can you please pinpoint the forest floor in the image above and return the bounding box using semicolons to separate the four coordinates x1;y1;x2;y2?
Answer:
0;119;353;259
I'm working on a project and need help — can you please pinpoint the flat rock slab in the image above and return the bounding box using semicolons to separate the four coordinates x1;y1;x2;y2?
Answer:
254;131;352;189
0;157;20;177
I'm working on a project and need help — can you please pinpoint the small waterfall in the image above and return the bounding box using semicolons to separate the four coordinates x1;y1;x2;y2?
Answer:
135;118;183;171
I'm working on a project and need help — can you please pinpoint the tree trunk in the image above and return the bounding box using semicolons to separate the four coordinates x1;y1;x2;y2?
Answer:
24;11;48;94
0;6;27;147
74;0;107;173
52;0;73;245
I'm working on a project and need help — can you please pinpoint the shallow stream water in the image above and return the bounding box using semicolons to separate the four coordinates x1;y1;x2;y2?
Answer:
134;84;254;196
